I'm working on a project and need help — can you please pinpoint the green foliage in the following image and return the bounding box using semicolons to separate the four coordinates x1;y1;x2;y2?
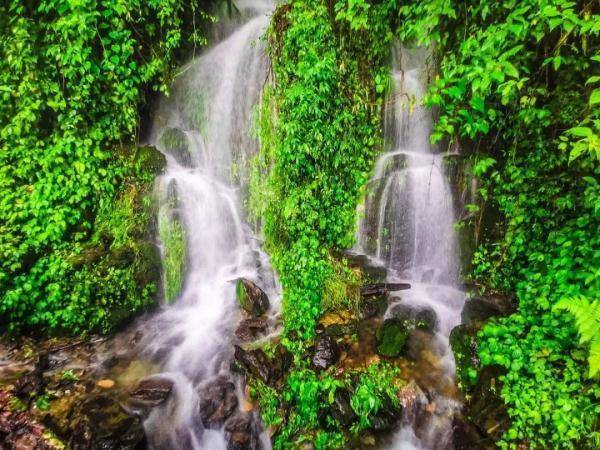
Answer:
60;369;79;382
554;295;600;378
257;0;395;344
263;363;401;449
349;362;401;430
249;379;283;428
0;1;211;333
158;206;186;303
396;0;600;447
321;258;361;314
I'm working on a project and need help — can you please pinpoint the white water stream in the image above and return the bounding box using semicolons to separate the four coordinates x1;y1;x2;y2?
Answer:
358;46;466;449
139;4;277;449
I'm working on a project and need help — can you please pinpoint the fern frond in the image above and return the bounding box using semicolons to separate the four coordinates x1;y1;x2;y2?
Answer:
554;295;600;378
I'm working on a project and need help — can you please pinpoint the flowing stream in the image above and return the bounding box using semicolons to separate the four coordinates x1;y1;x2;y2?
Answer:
139;3;276;449
358;46;466;449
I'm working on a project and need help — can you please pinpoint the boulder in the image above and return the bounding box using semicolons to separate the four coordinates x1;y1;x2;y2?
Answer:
375;318;408;358
224;413;260;450
234;346;273;385
235;279;269;317
235;317;268;342
158;127;192;167
466;365;510;442
339;250;388;283
449;321;483;392
461;293;517;323
135;145;167;175
199;376;239;428
388;303;438;332
69;394;145;449
130;376;173;407
311;336;340;370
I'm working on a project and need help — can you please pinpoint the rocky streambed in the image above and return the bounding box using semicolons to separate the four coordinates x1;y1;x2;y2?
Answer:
1;254;516;450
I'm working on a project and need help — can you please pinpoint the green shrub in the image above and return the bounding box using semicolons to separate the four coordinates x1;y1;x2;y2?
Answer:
0;1;212;334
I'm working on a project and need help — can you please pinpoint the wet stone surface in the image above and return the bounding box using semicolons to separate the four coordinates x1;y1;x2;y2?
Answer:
311;335;340;370
199;376;239;428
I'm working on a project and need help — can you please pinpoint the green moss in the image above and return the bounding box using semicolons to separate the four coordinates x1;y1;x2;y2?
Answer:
158;208;186;303
375;319;408;358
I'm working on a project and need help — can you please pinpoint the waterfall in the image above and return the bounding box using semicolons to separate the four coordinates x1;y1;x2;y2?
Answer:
138;4;277;449
359;46;466;449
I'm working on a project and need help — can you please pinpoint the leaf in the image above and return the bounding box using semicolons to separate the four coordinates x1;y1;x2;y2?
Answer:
504;62;519;79
590;89;600;107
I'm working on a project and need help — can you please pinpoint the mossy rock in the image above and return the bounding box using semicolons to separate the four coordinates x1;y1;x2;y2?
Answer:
158;127;192;167
388;302;438;332
449;321;483;392
235;278;269;317
135;145;166;175
134;242;162;288
376;318;408;357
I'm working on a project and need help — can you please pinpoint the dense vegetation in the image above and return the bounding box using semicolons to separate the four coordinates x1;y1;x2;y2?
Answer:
396;0;599;447
248;0;600;448
248;1;405;447
1;0;598;448
0;0;212;333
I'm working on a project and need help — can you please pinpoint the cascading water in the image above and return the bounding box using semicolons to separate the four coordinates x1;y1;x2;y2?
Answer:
358;46;466;449
138;4;277;449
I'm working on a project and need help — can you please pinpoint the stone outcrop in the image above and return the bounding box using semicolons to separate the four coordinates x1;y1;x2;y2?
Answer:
236;279;270;317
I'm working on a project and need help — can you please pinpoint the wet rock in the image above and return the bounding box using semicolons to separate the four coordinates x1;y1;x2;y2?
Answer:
452;412;492;450
361;283;411;298
311;336;340;370
449;321;483;392
369;397;402;432
375;318;408;358
133;242;162;287
0;389;52;449
224;413;260;450
405;329;437;361
388;303;438;332
461;293;517;323
135;145;167;175
235;317;268;342
234;346;273;385
272;345;293;381
69;394;145;449
130;376;173;407
199;376;239;428
466;365;510;442
319;311;358;336
235;279;270;317
359;294;388;319
329;389;356;426
15;354;48;400
159;127;192;167
339;250;388;283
